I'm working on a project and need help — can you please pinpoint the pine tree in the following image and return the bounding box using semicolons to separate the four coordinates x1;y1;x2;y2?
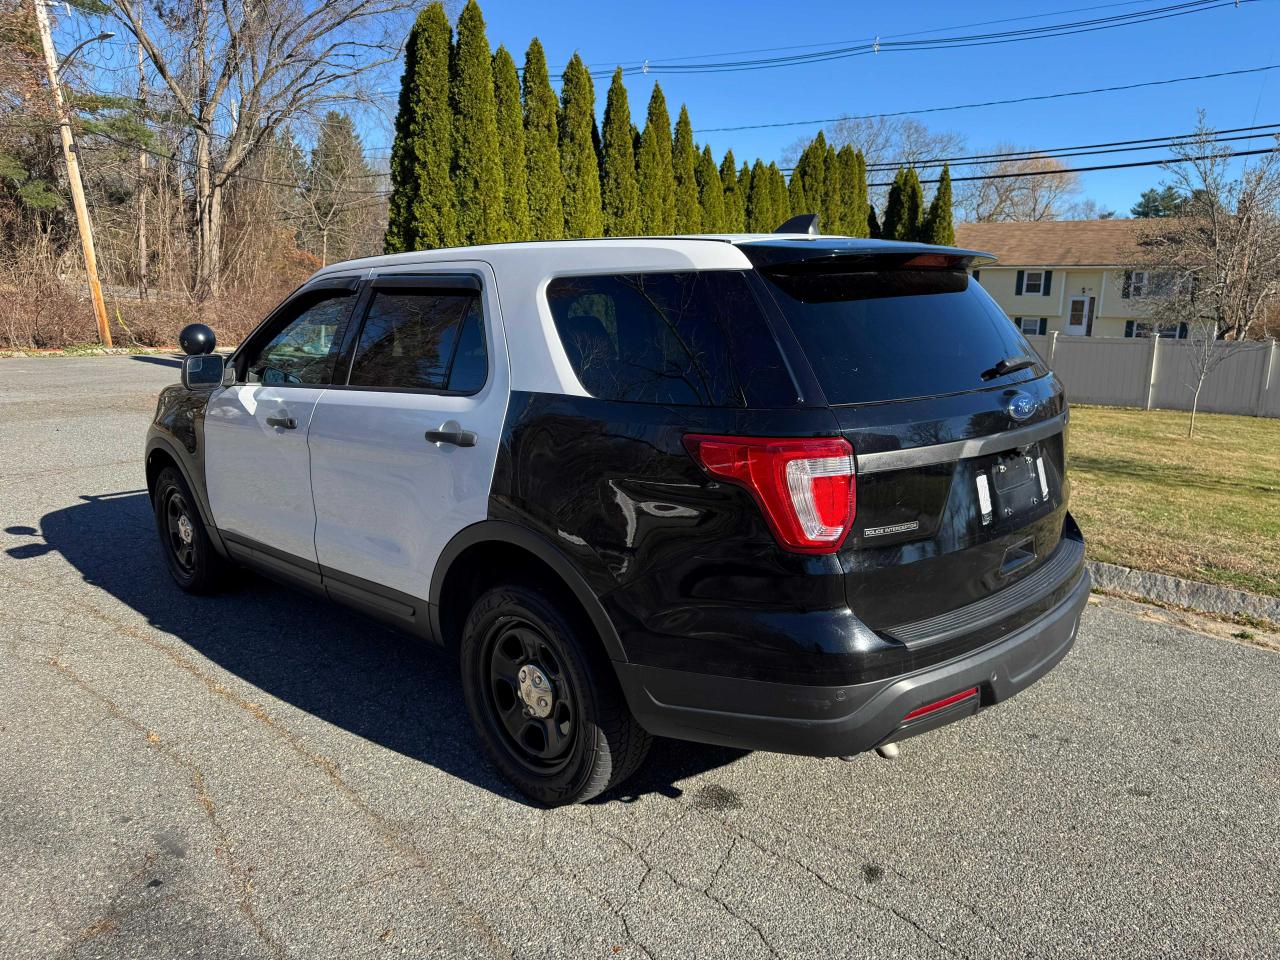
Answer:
849;148;871;238
305;111;375;265
600;67;640;236
636;84;675;234
696;145;724;232
672;105;701;233
558;53;602;238
492;45;529;241
832;145;855;234
922;164;955;246
522;38;564;240
719;150;744;232
744;159;770;232
881;168;907;241
902;167;925;242
822;139;839;232
385;3;457;252
788;174;809;222
450;1;505;244
793;133;827;228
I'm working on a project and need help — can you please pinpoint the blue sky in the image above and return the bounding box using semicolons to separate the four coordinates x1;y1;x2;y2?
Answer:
456;0;1278;215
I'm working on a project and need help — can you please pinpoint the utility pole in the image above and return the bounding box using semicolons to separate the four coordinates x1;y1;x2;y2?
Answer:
135;40;148;300
32;0;113;347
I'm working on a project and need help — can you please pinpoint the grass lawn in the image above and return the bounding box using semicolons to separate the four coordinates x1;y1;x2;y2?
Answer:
1067;406;1280;598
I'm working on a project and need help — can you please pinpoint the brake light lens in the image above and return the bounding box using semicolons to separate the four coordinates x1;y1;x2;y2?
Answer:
683;434;856;553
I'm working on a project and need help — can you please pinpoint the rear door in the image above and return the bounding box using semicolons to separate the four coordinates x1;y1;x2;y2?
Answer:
750;250;1072;631
306;266;509;627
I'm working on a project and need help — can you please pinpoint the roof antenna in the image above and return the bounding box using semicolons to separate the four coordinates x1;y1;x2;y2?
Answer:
774;213;819;236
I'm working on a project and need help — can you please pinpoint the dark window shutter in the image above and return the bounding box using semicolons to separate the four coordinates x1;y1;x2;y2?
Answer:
1042;271;1053;296
1039;318;1048;335
1015;270;1024;295
1125;320;1134;338
1179;322;1189;339
1122;271;1132;298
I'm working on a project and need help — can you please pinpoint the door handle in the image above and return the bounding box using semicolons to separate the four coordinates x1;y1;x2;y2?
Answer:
425;428;477;447
266;415;297;430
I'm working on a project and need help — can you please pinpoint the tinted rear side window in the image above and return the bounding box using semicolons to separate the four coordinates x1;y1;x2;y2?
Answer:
761;270;1043;405
545;271;794;407
348;290;487;392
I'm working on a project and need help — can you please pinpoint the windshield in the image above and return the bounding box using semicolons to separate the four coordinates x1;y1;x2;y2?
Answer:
759;268;1044;405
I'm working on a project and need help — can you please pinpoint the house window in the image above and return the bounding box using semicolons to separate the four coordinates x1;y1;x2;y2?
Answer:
1129;270;1148;298
1016;317;1046;336
1127;320;1186;339
1023;270;1044;295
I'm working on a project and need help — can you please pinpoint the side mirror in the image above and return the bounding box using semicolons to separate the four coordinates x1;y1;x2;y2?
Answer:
181;353;225;389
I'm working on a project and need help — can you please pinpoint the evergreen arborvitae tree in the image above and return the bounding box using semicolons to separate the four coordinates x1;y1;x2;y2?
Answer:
522;38;564;240
450;1;505;244
600;67;640;236
902;167;925;242
672;105;701;233
922;164;955;246
822;139;839;231
881;168;907;241
385;3;457;252
720;150;744;232
492;45;529;241
636;84;675;234
744;159;769;232
768;163;790;230
558;53;603;237
851;148;871;238
827;142;848;233
696;145;724;232
794;133;826;227
867;203;882;239
788;174;810;222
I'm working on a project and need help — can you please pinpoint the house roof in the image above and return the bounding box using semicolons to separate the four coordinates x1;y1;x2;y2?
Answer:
954;219;1143;268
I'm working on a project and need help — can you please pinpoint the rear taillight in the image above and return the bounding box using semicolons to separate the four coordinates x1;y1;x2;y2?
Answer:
683;434;856;554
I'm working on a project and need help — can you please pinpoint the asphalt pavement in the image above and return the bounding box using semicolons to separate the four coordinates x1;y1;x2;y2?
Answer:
2;356;1278;959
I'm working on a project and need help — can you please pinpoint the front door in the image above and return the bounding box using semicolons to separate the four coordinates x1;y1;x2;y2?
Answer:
307;268;509;622
1065;296;1091;336
204;285;358;567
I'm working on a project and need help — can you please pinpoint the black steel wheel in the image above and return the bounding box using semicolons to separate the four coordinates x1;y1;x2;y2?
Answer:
152;466;231;594
460;584;651;806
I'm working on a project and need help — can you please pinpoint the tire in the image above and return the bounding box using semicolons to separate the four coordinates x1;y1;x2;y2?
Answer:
459;584;651;806
152;466;232;594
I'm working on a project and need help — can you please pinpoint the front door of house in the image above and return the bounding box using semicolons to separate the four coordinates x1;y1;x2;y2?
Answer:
1065;296;1092;336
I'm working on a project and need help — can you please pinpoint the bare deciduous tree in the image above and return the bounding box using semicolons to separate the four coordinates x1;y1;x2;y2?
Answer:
959;147;1081;222
109;0;413;298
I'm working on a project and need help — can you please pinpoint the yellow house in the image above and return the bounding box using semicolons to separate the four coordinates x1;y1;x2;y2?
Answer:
954;220;1187;340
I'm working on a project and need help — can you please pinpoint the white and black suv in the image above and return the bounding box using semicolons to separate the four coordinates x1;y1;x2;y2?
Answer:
147;232;1089;806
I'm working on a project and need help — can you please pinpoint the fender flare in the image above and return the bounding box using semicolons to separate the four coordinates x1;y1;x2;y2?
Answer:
145;434;229;558
429;520;627;662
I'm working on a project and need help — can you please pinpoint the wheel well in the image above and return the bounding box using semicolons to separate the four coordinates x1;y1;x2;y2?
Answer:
436;540;599;656
145;448;179;502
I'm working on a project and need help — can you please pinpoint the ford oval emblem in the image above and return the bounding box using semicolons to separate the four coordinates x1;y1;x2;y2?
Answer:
1007;392;1038;422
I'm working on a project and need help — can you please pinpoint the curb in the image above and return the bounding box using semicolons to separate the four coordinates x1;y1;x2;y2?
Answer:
1087;560;1280;626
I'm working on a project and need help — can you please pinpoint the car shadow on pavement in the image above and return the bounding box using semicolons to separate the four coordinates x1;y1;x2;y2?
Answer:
129;355;182;368
7;490;746;807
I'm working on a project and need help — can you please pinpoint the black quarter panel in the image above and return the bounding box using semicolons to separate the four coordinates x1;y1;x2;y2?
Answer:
147;384;220;545
490;391;901;684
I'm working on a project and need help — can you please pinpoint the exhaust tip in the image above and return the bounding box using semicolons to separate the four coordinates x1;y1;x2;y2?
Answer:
875;742;900;760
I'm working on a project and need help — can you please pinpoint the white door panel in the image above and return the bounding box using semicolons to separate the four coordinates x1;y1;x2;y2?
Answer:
309;263;509;601
308;388;506;598
205;384;325;560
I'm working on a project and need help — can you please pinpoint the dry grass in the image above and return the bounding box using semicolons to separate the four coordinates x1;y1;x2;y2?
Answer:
1068;406;1280;598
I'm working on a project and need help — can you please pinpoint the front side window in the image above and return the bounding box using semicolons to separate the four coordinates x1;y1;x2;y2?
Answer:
348;289;488;392
1023;270;1044;295
545;271;794;407
245;293;353;385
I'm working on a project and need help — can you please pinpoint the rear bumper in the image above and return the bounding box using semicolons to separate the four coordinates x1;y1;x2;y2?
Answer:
615;567;1090;756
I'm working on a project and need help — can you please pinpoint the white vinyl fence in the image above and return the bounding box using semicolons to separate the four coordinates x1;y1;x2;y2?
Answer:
1024;334;1280;418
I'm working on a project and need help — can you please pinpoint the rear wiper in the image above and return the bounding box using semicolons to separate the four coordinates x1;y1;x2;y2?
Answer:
981;355;1038;381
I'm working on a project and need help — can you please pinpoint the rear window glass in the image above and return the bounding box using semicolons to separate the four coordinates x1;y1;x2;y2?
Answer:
760;269;1042;405
545;272;795;407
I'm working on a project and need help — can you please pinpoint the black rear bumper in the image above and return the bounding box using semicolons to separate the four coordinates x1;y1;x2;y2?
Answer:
615;567;1089;757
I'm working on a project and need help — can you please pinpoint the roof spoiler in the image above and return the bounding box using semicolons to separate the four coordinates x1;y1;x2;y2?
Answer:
775;213;819;236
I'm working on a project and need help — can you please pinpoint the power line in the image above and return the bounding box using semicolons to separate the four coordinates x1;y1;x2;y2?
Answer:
694;64;1280;134
862;123;1280;170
